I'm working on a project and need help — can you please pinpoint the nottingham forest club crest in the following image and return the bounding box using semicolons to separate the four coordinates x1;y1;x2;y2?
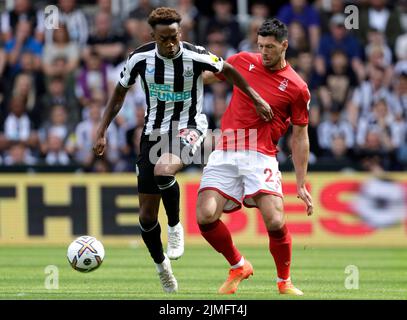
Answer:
183;67;194;77
278;79;288;91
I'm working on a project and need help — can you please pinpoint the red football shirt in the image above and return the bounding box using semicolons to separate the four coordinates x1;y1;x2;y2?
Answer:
216;51;310;156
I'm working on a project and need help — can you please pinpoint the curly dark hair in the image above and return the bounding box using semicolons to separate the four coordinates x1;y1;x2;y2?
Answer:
257;18;288;42
147;7;182;28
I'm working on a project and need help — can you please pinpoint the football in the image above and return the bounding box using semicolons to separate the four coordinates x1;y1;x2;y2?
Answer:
67;236;105;272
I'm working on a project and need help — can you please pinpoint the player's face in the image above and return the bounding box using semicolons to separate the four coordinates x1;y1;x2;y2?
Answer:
152;23;181;59
257;35;288;69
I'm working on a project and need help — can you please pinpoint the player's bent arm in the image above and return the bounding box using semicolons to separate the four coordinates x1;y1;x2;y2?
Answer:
291;124;313;215
220;62;260;101
202;71;222;85
220;62;273;121
93;83;128;156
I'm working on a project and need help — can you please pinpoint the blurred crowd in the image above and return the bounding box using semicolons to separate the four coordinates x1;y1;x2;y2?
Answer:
0;0;406;172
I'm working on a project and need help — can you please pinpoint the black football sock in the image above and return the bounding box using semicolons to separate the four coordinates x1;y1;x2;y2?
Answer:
139;220;165;264
154;175;180;227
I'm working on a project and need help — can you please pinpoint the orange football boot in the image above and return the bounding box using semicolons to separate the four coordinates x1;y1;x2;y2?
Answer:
218;260;254;294
277;279;304;296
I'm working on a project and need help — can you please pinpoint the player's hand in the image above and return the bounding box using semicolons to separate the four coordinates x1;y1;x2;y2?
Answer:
254;97;273;122
297;185;313;216
93;134;107;156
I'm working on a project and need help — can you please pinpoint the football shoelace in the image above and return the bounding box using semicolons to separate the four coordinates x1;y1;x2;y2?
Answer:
168;230;181;248
159;269;176;287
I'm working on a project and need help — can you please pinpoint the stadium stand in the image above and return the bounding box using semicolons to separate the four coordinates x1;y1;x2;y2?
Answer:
0;0;406;173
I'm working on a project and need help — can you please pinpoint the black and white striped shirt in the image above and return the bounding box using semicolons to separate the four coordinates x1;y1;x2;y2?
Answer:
119;41;224;136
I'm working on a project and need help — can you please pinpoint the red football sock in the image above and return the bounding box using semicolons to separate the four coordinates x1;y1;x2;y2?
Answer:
268;224;292;280
199;219;242;266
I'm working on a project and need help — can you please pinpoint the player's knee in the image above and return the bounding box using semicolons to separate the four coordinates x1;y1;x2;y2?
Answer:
139;215;157;227
154;163;172;176
196;202;217;225
154;164;169;176
262;205;285;231
139;207;159;226
266;215;285;231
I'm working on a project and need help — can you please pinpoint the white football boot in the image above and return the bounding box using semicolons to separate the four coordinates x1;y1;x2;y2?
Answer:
167;222;184;260
155;254;178;293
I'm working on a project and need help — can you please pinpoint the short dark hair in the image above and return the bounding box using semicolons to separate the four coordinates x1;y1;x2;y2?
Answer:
147;7;182;28
214;0;231;4
257;18;288;42
330;49;347;58
49;75;65;83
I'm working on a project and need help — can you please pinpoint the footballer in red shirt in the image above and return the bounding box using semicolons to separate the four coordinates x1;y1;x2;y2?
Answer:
197;18;313;296
216;50;310;156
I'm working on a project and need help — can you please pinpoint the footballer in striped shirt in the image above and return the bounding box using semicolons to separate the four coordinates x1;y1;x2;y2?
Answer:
93;7;271;293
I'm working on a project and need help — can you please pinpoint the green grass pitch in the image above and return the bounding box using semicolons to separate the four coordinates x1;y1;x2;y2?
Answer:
0;245;406;300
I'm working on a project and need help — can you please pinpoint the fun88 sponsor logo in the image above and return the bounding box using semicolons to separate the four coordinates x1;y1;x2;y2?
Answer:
149;83;191;102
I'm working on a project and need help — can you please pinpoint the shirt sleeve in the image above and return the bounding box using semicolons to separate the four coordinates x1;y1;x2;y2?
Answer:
277;5;291;24
1;12;10;34
76;11;89;46
317;36;330;63
307;6;321;26
214;53;240;81
291;85;310;125
35;10;45;33
4;40;14;53
348;36;363;60
119;55;138;88
193;49;224;73
31;40;43;56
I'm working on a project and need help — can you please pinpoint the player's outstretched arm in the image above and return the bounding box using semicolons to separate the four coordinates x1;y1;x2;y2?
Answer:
93;83;129;156
220;62;273;122
291;124;313;216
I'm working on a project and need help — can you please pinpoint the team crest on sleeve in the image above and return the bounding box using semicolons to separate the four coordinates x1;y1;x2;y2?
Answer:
278;79;289;91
